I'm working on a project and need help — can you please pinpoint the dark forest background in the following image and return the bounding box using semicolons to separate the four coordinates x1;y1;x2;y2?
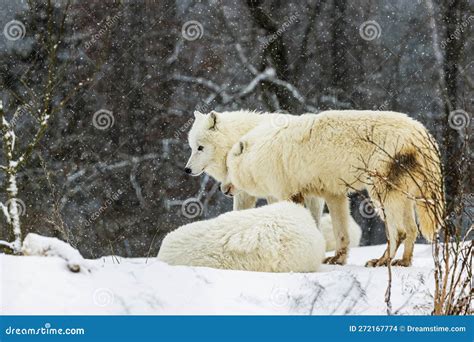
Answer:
0;0;472;258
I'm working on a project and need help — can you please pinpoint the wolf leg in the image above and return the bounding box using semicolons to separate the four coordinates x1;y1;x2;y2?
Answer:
304;196;324;228
366;194;405;267
392;199;417;267
323;194;350;265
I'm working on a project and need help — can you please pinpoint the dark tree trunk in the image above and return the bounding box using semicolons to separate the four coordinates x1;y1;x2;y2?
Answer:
331;0;347;92
441;0;468;216
245;0;293;111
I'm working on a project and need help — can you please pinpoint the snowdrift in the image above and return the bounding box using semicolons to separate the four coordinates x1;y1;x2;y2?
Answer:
1;236;435;315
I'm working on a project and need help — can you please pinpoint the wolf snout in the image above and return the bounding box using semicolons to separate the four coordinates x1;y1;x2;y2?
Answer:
184;167;192;174
220;183;234;197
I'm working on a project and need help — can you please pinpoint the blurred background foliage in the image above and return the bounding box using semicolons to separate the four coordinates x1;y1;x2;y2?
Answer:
0;0;472;257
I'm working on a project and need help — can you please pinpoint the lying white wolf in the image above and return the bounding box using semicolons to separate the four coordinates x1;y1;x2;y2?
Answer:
224;110;444;267
185;110;324;226
158;202;326;272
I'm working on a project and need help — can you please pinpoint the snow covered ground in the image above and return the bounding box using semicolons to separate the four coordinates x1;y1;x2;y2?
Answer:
1;241;436;315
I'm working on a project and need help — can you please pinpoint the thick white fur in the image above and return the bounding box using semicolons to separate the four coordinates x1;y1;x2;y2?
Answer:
225;110;443;266
320;214;361;252
186;110;325;227
157;202;326;273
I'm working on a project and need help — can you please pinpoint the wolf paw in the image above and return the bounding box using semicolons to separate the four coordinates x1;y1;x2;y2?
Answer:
323;255;346;265
365;257;390;267
391;258;411;267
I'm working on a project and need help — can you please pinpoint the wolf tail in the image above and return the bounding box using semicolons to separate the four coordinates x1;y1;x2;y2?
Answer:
413;134;445;242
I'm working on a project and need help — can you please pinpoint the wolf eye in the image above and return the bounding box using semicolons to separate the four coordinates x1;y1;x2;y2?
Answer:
197;145;204;151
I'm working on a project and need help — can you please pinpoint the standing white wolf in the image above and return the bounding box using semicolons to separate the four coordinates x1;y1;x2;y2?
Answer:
224;110;444;267
185;110;324;226
185;110;361;251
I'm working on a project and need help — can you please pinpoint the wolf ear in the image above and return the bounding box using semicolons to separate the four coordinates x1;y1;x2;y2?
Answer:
208;111;218;130
194;110;203;118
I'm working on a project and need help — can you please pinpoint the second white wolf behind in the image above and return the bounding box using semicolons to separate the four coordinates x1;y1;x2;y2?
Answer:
185;110;361;252
185;110;325;227
224;110;443;266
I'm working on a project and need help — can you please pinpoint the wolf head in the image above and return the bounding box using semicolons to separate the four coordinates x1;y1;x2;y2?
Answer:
186;110;217;176
221;139;248;197
186;109;264;182
220;139;252;197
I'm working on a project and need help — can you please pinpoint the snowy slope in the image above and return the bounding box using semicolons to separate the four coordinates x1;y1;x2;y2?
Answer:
0;243;435;315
